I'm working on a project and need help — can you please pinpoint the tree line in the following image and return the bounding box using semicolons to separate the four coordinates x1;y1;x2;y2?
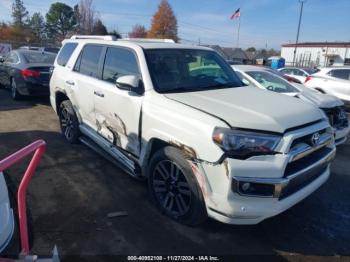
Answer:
0;0;178;45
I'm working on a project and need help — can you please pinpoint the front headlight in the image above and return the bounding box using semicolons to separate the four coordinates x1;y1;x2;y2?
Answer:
212;127;281;159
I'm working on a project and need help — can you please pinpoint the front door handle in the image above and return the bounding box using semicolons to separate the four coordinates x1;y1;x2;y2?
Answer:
65;80;75;86
94;91;104;98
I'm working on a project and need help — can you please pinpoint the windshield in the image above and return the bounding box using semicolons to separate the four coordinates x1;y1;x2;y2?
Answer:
145;49;243;93
22;51;56;64
246;71;299;93
304;68;319;75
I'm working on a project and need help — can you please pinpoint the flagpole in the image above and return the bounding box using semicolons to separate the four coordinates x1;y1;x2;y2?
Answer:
236;14;241;48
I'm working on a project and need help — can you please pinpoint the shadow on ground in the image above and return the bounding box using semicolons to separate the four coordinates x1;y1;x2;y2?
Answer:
0;88;50;112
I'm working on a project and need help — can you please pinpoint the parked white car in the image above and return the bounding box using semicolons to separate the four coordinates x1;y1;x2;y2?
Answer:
50;35;336;225
303;67;350;107
0;172;14;253
233;65;350;146
278;67;319;83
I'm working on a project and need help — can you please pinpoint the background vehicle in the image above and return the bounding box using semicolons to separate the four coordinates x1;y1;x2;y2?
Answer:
278;67;319;83
0;49;56;100
19;46;60;54
303;67;350;108
50;36;335;226
233;65;350;145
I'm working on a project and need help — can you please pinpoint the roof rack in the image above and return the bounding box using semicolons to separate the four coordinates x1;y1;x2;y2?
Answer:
120;38;175;43
70;35;116;41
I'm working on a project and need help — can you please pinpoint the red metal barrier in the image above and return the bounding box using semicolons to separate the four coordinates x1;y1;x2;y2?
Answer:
0;140;46;256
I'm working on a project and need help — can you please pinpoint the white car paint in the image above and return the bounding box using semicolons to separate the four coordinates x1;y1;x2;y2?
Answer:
0;172;14;253
50;37;336;225
278;67;313;83
233;65;350;146
304;67;350;106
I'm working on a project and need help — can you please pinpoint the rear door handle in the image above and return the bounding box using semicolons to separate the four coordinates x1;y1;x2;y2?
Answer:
94;91;104;98
66;80;75;86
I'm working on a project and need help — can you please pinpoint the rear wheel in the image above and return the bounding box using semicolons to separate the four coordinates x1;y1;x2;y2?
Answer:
11;78;21;100
59;100;80;143
148;146;207;226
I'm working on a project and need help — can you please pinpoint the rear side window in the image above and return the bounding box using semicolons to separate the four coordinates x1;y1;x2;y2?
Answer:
75;45;103;78
329;69;350;80
57;43;78;66
102;47;140;83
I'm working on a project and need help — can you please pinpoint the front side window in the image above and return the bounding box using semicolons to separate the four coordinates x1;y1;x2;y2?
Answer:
329;69;350;80
246;71;299;93
75;45;103;78
145;49;242;93
102;47;140;84
57;43;78;66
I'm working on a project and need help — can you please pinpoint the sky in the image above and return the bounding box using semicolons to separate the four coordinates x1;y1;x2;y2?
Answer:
0;0;349;49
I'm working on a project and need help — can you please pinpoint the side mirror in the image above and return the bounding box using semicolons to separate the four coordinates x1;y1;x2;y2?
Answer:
0;57;4;63
116;75;144;95
242;78;250;86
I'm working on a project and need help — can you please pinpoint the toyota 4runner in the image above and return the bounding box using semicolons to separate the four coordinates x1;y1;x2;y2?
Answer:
50;35;336;225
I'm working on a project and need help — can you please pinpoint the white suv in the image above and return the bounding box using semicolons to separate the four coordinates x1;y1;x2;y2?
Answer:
50;35;336;225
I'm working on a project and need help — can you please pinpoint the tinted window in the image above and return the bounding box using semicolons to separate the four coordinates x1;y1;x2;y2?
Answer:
293;69;306;76
246;71;299;93
76;45;103;78
22;51;56;64
280;68;291;74
329;69;350;80
57;43;78;66
303;68;319;74
102;47;140;83
145;49;242;93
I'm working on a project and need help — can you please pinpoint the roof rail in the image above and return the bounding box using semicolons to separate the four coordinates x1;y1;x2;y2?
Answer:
70;35;116;41
121;38;175;43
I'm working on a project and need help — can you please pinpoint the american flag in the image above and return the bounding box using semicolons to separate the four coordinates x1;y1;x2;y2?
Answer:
230;8;241;19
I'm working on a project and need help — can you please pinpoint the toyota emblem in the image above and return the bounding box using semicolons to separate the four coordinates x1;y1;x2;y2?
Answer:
311;132;320;146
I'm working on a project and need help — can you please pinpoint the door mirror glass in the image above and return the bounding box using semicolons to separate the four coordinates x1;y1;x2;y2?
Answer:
116;75;144;95
0;56;4;63
242;78;250;86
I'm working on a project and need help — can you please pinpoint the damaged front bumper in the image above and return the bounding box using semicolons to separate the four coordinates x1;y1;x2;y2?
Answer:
334;125;350;146
195;122;336;225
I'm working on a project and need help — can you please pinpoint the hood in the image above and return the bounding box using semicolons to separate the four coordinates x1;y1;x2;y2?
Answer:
165;87;324;134
290;84;343;108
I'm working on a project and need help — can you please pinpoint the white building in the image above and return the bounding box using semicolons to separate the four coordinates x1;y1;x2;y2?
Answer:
281;42;350;67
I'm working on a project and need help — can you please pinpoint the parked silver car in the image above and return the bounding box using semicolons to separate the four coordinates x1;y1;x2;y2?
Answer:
233;65;350;145
303;67;350;107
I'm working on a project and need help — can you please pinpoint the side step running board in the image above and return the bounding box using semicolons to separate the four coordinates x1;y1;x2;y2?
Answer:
79;125;141;179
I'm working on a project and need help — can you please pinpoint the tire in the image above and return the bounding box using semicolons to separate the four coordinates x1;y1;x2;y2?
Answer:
148;146;207;226
11;78;21;100
59;100;80;143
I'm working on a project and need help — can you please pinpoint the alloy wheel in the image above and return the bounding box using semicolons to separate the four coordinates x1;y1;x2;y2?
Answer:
152;160;192;216
60;108;75;140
